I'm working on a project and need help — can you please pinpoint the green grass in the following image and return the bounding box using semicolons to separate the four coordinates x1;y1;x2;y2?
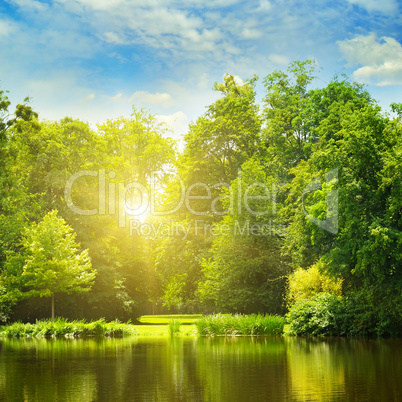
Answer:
168;319;181;336
0;314;285;338
0;318;137;338
134;324;196;336
137;314;202;324
195;314;286;336
0;320;197;338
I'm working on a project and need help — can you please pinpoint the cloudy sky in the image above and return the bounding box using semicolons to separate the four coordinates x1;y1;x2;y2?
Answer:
1;0;401;139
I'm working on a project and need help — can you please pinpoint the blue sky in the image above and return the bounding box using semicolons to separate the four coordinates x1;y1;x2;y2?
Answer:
1;0;401;139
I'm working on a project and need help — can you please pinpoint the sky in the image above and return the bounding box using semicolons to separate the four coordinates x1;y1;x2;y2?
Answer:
0;0;401;140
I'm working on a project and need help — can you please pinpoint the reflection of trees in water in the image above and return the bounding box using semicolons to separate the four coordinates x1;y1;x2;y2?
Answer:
0;337;401;401
286;337;402;401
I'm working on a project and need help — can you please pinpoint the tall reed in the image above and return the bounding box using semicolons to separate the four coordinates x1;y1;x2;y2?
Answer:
168;319;182;336
0;318;137;338
195;314;285;336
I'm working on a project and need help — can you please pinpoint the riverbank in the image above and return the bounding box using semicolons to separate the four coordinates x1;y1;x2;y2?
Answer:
0;319;200;338
0;314;286;338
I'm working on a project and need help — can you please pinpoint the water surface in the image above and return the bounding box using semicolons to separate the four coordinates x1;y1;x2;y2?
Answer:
0;336;401;401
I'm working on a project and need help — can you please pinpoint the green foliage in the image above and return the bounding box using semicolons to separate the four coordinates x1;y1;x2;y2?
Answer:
168;319;181;336
1;210;95;318
283;102;401;296
195;314;285;336
198;158;289;314
1;65;401;335
0;318;137;338
285;291;402;337
183;74;261;187
153;233;210;312
286;263;343;306
284;293;343;336
263;60;318;171
97;108;175;182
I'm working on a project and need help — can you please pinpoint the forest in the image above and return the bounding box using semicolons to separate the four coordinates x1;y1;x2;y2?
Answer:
1;60;401;336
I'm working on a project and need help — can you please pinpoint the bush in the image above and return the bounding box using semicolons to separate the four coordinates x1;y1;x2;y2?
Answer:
339;291;402;337
285;263;343;307
284;293;343;336
285;291;402;337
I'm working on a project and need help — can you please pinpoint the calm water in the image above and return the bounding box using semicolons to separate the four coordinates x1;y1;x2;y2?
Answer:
0;336;401;401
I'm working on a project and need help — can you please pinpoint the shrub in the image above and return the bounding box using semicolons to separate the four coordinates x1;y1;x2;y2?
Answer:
284;293;343;336
285;263;343;307
285;290;402;337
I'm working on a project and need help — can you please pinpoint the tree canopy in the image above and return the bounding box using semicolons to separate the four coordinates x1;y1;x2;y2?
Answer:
2;210;95;319
0;63;401;335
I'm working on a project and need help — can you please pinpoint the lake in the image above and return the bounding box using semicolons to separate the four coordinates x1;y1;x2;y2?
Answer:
0;336;401;401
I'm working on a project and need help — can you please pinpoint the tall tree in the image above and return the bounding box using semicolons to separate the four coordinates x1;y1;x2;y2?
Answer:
2;210;96;319
181;74;261;199
0;90;41;317
198;158;289;313
262;60;317;173
154;75;263;311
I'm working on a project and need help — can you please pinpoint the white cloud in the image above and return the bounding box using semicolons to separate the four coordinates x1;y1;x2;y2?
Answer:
268;54;290;66
109;90;173;108
104;31;125;44
338;34;402;86
52;0;243;61
256;0;272;12
0;18;17;38
345;0;398;15
197;73;211;90
223;73;245;87
130;91;173;107
155;111;188;139
82;93;95;101
241;28;262;39
111;93;123;101
9;0;49;12
55;0;124;11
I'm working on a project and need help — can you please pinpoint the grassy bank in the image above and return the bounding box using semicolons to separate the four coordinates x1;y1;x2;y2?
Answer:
0;318;137;338
0;314;287;338
0;317;198;338
195;314;285;336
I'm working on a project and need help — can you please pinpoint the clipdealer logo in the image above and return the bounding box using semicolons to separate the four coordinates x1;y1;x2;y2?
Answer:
301;168;339;234
64;168;338;236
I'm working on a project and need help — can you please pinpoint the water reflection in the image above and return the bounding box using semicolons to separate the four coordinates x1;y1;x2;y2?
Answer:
0;336;401;401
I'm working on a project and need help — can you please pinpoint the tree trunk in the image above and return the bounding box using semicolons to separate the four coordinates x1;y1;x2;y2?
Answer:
51;293;55;320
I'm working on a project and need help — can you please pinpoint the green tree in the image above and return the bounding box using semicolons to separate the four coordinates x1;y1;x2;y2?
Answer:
154;75;263;311
5;109;176;320
262;60;318;173
2;210;96;319
182;74;261;186
262;64;372;178
198;158;289;313
0;90;42;321
283;103;401;302
176;74;262;219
